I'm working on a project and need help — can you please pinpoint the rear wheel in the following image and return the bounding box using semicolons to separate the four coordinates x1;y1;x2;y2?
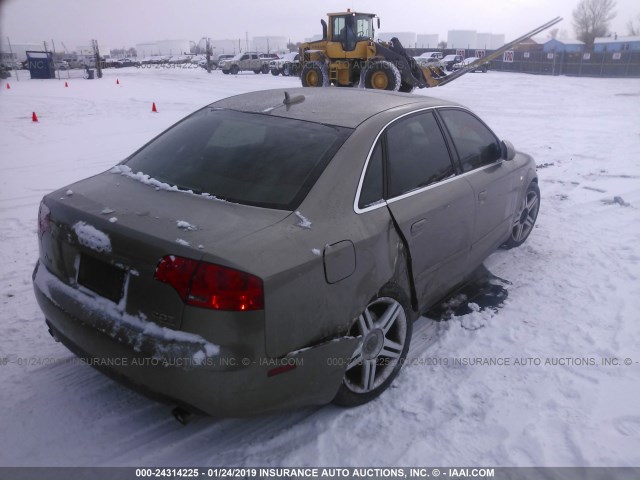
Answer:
222;69;230;75
300;61;328;87
333;295;412;406
363;61;401;91
502;182;540;249
253;69;261;74
271;69;280;76
261;64;269;74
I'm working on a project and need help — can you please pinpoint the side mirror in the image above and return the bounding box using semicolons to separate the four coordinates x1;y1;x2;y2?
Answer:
377;18;381;29
501;140;516;161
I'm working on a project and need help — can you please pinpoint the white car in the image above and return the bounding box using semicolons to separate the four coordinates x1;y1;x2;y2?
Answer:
418;51;443;60
269;52;300;76
414;56;443;69
452;56;488;73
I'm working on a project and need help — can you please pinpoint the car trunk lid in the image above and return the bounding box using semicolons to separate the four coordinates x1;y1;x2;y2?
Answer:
39;170;290;329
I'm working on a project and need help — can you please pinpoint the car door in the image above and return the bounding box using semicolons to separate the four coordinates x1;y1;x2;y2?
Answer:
379;111;476;309
438;108;519;263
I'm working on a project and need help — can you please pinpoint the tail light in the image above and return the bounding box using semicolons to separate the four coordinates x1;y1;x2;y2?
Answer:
154;255;264;311
38;201;51;238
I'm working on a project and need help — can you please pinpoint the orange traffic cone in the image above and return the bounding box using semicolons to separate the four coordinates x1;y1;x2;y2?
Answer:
116;78;120;85
32;112;39;122
64;81;69;87
151;102;158;113
5;83;10;90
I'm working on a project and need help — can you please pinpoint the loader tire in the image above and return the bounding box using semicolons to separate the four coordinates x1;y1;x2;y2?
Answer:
363;61;401;91
301;61;329;87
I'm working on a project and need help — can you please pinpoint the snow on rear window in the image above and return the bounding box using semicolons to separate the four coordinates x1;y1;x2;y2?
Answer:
123;109;352;210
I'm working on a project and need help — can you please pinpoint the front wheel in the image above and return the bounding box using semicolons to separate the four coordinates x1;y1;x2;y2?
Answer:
300;61;329;87
333;295;412;407
362;60;401;91
229;65;239;75
502;182;540;249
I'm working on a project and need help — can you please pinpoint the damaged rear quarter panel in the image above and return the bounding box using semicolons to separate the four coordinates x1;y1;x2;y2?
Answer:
254;114;418;358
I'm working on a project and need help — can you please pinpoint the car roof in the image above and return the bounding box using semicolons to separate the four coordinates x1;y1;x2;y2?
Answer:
210;88;459;128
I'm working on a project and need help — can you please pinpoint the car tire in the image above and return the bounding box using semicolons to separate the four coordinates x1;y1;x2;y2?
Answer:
261;65;270;74
222;69;230;75
300;61;329;87
230;65;239;75
363;60;401;91
271;69;280;76
332;291;412;407
502;181;540;249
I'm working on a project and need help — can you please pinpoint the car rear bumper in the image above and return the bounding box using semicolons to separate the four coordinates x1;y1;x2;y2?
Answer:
32;261;358;417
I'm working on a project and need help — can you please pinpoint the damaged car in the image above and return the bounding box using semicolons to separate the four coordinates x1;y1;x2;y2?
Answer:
33;88;540;417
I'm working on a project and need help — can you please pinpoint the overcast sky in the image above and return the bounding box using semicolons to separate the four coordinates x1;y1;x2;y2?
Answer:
1;0;638;50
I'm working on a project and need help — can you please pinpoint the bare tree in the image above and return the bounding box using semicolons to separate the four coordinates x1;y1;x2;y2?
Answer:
548;28;560;39
573;0;617;48
628;13;640;35
437;40;447;49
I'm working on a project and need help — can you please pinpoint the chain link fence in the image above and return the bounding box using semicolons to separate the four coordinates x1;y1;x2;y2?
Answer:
408;48;640;78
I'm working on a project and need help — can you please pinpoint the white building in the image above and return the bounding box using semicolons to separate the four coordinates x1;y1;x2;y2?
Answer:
135;40;190;57
377;32;417;48
156;40;190;56
135;42;160;57
447;30;477;49
416;34;439;49
253;36;288;53
448;30;504;49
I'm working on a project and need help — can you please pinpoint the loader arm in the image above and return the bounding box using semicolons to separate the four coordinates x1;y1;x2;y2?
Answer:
421;16;563;88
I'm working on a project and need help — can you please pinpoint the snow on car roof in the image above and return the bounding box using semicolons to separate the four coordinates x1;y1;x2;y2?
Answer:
210;88;457;128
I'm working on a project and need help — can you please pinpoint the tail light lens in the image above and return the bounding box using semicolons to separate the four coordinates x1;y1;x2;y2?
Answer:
154;255;264;311
38;201;51;238
154;255;199;301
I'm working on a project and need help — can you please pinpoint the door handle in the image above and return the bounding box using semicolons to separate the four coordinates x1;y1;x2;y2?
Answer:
411;219;427;235
478;190;488;202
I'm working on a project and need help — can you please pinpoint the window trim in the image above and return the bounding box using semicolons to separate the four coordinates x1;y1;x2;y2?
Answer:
354;105;463;214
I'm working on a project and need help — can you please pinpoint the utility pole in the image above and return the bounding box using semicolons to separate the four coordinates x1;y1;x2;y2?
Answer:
92;39;103;78
245;32;249;52
205;37;211;73
6;36;19;81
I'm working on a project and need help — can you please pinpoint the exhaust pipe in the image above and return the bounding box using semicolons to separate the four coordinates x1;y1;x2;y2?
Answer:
46;321;60;342
172;406;194;425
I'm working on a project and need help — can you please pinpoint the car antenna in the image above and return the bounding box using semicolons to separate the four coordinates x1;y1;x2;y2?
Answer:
283;91;305;106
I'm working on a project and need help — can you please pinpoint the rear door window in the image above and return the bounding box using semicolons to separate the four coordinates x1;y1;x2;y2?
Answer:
439;109;502;172
386;111;454;198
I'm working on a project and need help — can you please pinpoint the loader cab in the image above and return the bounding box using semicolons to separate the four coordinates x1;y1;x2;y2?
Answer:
328;11;377;53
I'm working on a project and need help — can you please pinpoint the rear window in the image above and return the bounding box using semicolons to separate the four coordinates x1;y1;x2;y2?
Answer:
124;109;352;210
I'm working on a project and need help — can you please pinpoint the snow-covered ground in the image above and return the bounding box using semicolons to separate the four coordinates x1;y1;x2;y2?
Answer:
1;67;639;467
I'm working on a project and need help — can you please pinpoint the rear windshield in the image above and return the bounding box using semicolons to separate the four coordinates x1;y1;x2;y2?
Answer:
124;109;352;210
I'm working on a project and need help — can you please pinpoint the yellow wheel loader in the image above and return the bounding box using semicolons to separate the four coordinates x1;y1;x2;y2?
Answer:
299;10;562;92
